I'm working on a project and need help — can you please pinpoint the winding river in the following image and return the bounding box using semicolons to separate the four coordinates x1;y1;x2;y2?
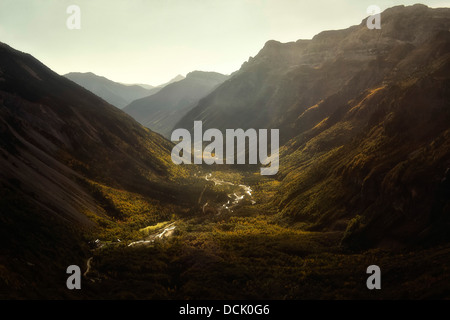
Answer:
127;173;254;247
204;173;256;212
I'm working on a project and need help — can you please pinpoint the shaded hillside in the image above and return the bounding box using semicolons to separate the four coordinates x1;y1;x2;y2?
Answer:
64;72;156;109
176;4;450;247
0;42;189;298
124;71;228;138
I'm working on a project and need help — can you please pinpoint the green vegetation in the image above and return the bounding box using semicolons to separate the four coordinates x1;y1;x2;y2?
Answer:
140;221;172;236
76;170;450;299
80;177;196;241
83;212;450;299
275;73;450;248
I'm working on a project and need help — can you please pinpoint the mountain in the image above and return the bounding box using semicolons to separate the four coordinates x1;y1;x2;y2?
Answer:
133;83;155;90
176;5;449;139
123;71;228;138
123;75;185;91
2;3;450;300
64;72;156;109
176;4;450;247
156;74;185;87
0;42;189;298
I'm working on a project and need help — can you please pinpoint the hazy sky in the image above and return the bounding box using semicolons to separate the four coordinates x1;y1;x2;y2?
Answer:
0;0;449;85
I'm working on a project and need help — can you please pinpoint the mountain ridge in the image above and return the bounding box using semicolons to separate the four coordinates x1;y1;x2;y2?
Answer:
0;40;191;297
63;72;165;109
124;71;228;138
176;4;450;142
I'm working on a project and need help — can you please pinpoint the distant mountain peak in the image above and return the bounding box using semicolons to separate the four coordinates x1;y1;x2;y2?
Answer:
171;74;185;81
157;74;185;87
63;72;157;109
124;70;228;138
186;70;229;80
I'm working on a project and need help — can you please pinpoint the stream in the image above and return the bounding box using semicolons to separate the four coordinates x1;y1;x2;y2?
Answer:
204;173;256;213
127;173;255;247
86;173;257;278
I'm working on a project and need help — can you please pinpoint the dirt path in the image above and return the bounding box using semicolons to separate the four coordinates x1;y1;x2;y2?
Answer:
84;257;93;277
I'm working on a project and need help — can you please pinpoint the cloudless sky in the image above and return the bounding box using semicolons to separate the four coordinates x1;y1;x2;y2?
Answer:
0;0;449;85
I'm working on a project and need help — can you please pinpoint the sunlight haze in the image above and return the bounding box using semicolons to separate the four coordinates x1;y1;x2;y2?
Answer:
0;0;449;85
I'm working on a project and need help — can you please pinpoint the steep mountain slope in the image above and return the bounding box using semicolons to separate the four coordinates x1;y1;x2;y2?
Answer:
124;71;228;138
176;5;450;141
64;72;156;109
176;4;450;247
0;42;188;297
277;29;450;248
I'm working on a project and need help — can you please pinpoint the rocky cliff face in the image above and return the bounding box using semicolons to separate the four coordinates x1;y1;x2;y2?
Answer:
177;5;450;140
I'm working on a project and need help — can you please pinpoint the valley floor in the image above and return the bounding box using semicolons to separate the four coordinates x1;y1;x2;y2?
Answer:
78;170;450;299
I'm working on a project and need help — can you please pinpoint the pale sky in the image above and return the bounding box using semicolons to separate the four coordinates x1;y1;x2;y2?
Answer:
0;0;449;85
